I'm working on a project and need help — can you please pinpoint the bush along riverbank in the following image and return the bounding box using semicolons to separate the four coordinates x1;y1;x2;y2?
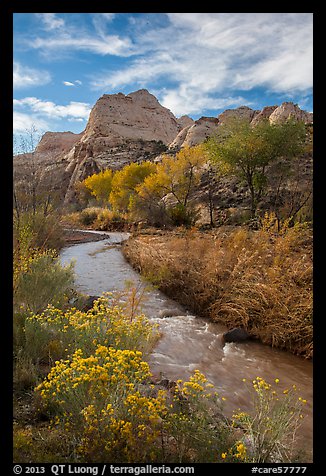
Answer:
122;218;313;359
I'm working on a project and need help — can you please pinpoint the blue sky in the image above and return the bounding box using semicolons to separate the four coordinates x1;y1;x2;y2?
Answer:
13;13;313;138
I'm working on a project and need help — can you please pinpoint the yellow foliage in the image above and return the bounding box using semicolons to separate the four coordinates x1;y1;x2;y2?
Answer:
83;169;113;205
109;162;156;212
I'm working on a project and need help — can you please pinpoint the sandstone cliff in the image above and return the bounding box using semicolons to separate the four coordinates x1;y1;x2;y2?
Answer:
169;116;219;150
269;102;313;125
13;90;313;211
217;105;259;125
62;89;185;203
170;102;313;149
35;131;83;159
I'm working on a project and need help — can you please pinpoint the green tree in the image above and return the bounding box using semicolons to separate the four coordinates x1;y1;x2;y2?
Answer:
205;119;306;218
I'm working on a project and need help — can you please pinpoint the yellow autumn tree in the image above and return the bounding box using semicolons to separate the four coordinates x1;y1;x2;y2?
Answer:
109;162;156;213
134;145;206;226
83;169;114;206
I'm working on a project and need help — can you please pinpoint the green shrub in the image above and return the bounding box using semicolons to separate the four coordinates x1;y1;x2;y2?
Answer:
79;208;99;226
168;204;199;227
14;251;74;314
229;377;308;462
14;210;64;251
14;350;39;392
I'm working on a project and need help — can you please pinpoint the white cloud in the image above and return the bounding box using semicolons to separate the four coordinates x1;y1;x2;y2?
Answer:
90;13;312;115
63;80;82;87
15;13;312;118
160;87;249;116
27;14;135;57
100;13;115;22
36;13;65;31
30;33;134;57
13;62;51;89
13;97;91;122
13;111;49;133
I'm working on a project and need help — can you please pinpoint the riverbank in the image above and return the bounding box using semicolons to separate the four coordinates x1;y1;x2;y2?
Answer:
122;225;313;359
63;227;110;246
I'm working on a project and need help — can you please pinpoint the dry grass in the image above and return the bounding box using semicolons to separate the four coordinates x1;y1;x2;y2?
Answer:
123;225;312;358
62;207;130;232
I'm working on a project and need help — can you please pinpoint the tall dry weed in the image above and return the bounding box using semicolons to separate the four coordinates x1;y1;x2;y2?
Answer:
123;225;312;358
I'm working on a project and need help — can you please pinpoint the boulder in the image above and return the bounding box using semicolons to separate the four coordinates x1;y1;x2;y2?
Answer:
81;295;100;311
223;327;251;343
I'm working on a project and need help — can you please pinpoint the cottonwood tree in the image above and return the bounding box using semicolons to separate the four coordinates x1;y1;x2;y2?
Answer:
135;145;206;226
109;161;157;213
83;169;114;206
205;118;306;218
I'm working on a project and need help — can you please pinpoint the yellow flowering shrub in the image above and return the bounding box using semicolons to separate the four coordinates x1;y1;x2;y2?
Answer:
231;377;308;462
79;389;167;462
35;345;168;462
164;370;234;463
220;441;248;462
25;296;159;364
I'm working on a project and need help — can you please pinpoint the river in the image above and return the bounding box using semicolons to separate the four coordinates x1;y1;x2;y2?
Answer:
60;231;313;459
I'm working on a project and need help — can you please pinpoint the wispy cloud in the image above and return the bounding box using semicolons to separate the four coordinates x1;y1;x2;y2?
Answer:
63;79;82;87
13;97;91;122
25;13;135;57
13;111;49;133
90;13;312;114
29;33;134;57
36;13;65;31
160;88;250;117
14;13;313;118
13;62;51;89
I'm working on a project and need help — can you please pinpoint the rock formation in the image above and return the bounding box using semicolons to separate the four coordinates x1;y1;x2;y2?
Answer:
13;131;83;205
13;89;313;210
62;89;185;203
250;105;278;126
82;89;180;144
268;102;313;125
218;105;259;125
222;327;251;343
176;115;194;129
35;131;83;160
169;116;219;150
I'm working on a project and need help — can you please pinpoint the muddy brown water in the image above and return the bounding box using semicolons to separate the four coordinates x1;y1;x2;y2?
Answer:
60;231;313;459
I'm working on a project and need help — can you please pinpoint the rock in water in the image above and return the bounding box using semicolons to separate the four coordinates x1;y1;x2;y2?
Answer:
223;327;251;343
158;308;183;318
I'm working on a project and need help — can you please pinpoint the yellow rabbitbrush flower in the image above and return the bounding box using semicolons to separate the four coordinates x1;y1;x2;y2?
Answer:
35;344;170;462
26;295;160;365
36;346;152;408
233;376;310;463
176;370;214;399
